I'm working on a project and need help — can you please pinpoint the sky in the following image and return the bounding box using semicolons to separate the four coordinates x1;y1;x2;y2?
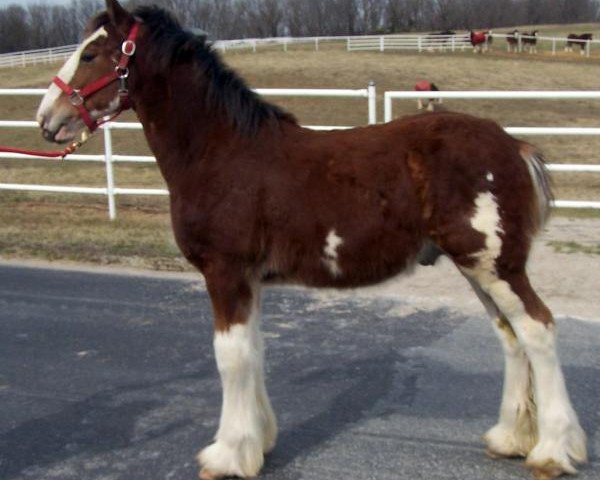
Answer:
0;0;70;6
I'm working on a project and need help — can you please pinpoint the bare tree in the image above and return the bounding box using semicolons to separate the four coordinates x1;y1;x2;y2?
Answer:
240;0;284;37
1;0;600;53
0;5;30;52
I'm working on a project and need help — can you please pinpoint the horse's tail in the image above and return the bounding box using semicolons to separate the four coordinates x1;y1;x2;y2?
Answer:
519;143;554;231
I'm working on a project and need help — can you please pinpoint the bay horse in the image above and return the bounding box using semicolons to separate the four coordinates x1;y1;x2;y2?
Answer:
506;29;520;52
36;1;587;479
414;80;443;112
565;33;593;55
470;30;490;53
522;30;539;54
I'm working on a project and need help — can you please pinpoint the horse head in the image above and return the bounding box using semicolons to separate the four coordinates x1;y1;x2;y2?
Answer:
37;0;138;144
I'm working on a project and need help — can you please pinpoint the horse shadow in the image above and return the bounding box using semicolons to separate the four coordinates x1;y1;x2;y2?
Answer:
261;356;600;478
0;372;208;479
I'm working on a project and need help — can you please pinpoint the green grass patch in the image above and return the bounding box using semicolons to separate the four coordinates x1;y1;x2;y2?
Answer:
1;45;599;269
548;240;600;255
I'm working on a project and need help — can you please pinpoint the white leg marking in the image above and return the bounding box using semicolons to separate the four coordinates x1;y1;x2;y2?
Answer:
486;282;587;474
486;172;494;182
322;229;344;277
486;319;538;457
36;27;108;124
466;278;537;457
198;292;276;478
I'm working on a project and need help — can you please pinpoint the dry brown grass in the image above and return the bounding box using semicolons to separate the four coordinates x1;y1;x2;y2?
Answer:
0;46;599;268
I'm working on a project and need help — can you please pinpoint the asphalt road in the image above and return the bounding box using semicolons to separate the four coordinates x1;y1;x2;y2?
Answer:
0;264;598;480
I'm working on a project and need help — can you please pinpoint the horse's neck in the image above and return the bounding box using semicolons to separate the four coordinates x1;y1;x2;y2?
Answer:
132;76;232;183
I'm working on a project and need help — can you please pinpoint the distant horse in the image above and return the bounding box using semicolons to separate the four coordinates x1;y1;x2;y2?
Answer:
506;29;520;52
37;1;588;479
414;80;443;112
426;30;456;51
522;30;539;53
470;30;490;53
565;33;593;55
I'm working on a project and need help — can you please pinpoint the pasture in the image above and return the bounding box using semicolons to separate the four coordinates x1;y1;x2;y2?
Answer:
1;43;599;269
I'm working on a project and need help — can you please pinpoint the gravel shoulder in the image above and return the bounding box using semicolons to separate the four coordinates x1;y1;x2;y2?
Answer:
1;216;598;322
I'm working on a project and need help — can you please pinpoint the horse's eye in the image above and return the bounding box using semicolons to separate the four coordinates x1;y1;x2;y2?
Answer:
80;53;96;63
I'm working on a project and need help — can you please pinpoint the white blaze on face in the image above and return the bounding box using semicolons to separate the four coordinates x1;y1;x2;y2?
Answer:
322;229;344;277
36;27;108;126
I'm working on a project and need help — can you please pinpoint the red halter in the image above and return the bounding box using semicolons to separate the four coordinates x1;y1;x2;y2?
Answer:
0;22;141;159
52;22;141;133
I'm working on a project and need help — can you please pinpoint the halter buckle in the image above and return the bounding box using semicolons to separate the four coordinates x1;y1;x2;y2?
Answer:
116;66;129;79
122;40;136;56
69;90;84;106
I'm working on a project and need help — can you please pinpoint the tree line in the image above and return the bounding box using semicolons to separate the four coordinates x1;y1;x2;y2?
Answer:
1;0;599;53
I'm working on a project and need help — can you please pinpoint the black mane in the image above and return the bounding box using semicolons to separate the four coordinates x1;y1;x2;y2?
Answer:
131;6;296;135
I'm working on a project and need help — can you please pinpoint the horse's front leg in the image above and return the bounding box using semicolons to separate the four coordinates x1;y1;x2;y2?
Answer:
198;266;276;480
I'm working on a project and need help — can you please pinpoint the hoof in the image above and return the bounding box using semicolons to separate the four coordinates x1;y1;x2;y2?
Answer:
486;447;521;460
484;424;535;459
197;439;263;480
199;468;218;480
528;460;572;480
199;467;256;480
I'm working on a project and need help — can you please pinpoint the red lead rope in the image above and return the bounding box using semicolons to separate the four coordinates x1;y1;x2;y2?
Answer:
0;129;91;159
0;22;140;160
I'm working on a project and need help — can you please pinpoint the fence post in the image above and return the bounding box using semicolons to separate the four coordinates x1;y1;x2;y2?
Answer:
380;36;384;52
315;37;319;52
586;40;591;57
283;39;288;52
102;124;117;220
384;92;392;123
518;33;522;52
552;38;556;55
418;36;422;53
252;40;257;53
368;81;377;124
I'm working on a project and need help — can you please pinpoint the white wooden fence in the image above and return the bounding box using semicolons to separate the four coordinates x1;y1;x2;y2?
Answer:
347;32;600;56
1;87;599;218
384;89;600;210
0;36;346;68
347;34;473;52
1;31;598;68
0;85;376;219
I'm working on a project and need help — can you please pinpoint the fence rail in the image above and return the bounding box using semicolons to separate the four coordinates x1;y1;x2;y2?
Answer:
1;88;599;217
348;34;473;52
1;30;599;68
0;86;377;219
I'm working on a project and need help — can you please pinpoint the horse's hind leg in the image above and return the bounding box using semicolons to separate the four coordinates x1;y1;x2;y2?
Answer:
480;272;587;478
463;277;537;458
197;264;276;479
445;203;587;478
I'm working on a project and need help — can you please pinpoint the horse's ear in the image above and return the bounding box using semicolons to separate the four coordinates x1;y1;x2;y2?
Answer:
106;0;133;35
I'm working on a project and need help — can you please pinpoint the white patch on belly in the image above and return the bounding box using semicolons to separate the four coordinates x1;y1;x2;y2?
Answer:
322;229;344;277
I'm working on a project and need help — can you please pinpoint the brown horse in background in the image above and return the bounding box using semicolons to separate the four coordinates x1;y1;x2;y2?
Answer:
36;1;587;479
522;30;539;53
506;29;520;52
565;33;593;55
470;30;490;53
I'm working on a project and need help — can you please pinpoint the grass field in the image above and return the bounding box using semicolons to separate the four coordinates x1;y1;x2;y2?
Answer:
1;36;599;270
